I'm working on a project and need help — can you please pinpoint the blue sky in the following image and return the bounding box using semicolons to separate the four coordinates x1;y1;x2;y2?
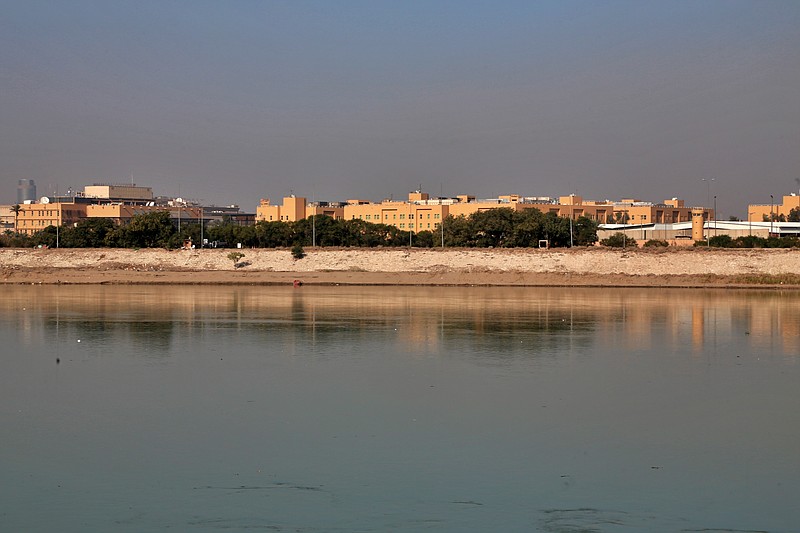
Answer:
2;0;798;216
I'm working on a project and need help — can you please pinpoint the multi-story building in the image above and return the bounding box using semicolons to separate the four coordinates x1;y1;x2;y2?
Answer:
748;193;800;222
83;184;154;202
85;204;203;225
14;200;89;235
258;191;712;234
256;196;345;222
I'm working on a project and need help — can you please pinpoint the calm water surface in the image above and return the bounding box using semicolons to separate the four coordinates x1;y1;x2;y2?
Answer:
1;286;798;532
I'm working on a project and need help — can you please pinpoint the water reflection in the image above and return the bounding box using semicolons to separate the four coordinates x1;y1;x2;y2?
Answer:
2;285;799;532
2;285;798;358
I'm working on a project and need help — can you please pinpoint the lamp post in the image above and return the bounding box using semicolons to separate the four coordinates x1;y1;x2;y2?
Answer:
702;178;714;207
749;212;755;236
713;195;717;238
770;194;774;236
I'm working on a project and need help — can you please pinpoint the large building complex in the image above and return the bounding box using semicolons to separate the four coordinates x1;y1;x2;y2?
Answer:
9;183;250;236
256;191;712;234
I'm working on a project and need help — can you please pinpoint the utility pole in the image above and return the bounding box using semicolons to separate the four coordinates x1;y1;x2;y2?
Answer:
770;194;774;236
713;195;717;238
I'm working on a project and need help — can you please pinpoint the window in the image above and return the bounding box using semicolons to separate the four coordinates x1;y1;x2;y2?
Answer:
399;214;405;220
399;223;405;228
409;214;414;219
434;214;440;219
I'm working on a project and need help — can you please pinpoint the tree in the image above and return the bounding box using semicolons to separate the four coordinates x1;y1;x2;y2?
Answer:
121;211;176;248
62;218;115;248
573;216;599;246
10;204;21;234
789;208;800;223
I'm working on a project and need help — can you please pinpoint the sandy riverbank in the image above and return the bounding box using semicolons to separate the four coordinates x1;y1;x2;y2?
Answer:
1;247;799;287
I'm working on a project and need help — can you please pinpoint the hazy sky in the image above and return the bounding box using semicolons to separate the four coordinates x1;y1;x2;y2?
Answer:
2;0;798;216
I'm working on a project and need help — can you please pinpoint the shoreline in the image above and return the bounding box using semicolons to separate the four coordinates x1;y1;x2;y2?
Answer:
2;247;799;288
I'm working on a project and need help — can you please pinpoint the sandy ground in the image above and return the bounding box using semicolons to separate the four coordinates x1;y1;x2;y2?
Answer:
1;247;799;287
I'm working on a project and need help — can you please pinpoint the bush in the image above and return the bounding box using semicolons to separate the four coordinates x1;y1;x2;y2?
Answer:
643;239;668;248
600;232;636;248
291;243;305;259
708;235;733;248
227;251;245;267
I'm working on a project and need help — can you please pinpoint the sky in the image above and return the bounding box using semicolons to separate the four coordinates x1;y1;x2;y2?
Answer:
1;0;798;217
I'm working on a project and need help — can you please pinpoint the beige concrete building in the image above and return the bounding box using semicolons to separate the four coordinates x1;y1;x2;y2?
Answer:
0;205;14;231
255;191;713;235
14;201;88;235
748;193;800;222
83;184;154;201
343;192;448;233
256;196;345;223
86;204;203;225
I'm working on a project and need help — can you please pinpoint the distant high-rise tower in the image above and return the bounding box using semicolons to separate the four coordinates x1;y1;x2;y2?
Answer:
17;179;37;204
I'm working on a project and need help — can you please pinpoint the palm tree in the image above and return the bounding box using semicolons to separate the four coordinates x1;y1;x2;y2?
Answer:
10;204;21;234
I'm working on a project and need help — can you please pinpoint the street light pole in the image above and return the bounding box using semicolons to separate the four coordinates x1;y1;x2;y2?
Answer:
770;194;774;236
702;178;714;207
713;195;717;238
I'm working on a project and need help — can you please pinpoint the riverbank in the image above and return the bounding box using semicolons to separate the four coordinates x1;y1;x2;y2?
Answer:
1;247;799;287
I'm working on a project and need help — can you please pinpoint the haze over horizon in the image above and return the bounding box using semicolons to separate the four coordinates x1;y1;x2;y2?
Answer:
2;0;798;218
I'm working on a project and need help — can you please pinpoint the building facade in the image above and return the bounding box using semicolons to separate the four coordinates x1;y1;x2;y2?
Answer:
14;201;88;235
748;193;800;222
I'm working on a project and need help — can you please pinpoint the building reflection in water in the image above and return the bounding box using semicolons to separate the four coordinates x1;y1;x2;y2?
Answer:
1;285;798;358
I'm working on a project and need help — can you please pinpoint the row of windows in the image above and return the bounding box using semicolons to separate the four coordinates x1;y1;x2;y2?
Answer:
356;212;442;221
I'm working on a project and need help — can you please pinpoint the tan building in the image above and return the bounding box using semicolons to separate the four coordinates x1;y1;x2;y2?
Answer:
607;198;709;225
0;205;14;231
14;201;88;235
748;193;800;222
256;196;345;223
343;192;448;233
86;204;203;225
83;184;154;201
256;191;712;234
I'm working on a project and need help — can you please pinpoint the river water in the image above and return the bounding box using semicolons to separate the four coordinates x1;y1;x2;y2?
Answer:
1;285;798;532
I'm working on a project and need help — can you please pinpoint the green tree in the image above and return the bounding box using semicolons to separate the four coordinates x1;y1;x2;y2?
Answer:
121;211;176;248
61;218;115;248
10;204;21;234
573;216;599;246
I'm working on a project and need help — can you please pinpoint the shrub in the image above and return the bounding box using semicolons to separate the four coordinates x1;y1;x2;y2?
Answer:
600;232;636;248
227;251;245;267
643;239;668;248
708;235;733;248
291;243;305;259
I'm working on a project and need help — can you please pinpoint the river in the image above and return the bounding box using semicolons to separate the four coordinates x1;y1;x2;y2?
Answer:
1;286;798;532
